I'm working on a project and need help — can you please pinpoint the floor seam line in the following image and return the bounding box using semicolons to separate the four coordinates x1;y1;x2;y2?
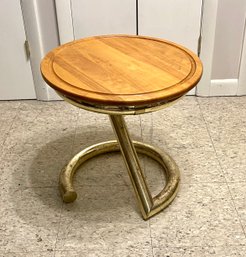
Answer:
53;199;64;253
53;107;79;253
148;220;155;257
0;102;22;155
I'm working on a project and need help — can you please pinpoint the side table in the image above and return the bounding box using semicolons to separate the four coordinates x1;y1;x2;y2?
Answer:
41;35;202;220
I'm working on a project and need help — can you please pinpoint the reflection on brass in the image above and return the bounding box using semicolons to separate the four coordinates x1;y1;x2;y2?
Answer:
57;91;182;115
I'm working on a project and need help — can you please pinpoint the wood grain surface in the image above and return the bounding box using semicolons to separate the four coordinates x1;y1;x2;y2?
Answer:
41;35;202;106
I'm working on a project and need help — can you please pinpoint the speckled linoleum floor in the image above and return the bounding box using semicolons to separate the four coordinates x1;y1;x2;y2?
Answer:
0;96;246;257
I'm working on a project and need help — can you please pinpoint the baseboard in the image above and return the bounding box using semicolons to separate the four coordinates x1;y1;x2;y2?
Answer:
47;87;63;100
210;79;238;96
186;87;196;96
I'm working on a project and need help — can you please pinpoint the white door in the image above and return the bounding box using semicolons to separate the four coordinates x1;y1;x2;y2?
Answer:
138;0;202;52
138;0;203;95
0;0;36;100
71;0;136;39
55;0;202;95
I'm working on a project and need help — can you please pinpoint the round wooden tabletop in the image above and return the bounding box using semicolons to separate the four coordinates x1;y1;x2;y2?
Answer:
41;35;202;107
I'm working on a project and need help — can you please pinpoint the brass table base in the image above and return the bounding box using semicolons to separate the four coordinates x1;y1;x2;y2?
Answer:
59;115;180;220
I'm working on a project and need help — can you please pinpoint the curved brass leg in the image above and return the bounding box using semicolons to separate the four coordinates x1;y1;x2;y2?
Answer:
110;115;180;219
59;140;119;203
59;140;180;220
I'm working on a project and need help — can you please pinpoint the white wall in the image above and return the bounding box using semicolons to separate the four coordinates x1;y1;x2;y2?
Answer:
71;0;136;39
212;0;246;80
138;0;202;53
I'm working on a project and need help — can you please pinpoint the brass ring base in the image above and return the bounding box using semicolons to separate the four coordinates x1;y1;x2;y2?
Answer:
59;140;180;220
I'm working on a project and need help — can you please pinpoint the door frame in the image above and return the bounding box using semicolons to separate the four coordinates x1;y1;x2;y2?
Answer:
196;0;219;96
21;0;61;101
55;0;74;44
238;17;246;95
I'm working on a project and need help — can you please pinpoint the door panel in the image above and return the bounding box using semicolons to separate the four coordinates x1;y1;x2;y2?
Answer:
57;1;202;96
138;0;202;95
71;0;136;39
0;0;36;100
138;0;202;53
